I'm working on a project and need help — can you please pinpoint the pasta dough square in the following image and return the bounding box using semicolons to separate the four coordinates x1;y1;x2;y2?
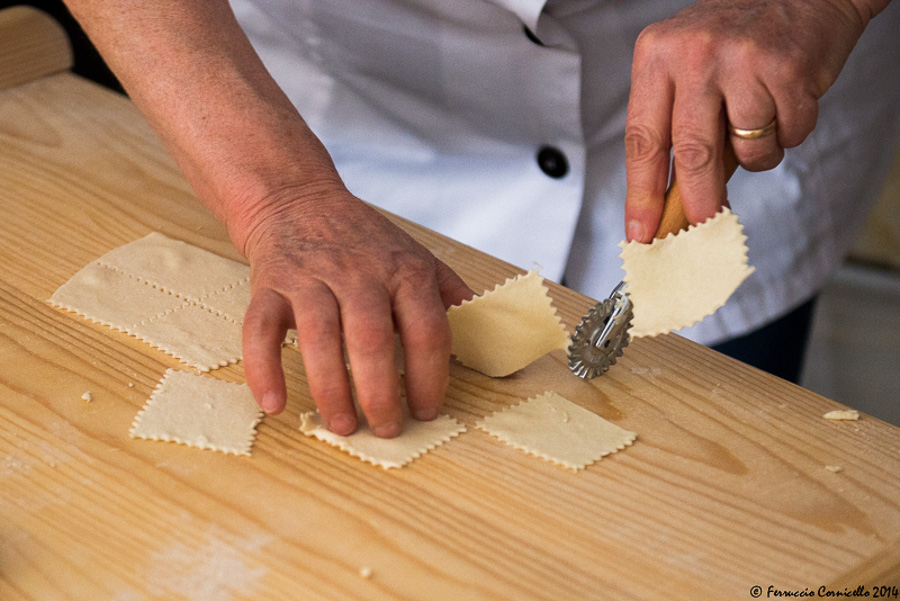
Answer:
49;261;185;330
130;369;263;456
447;271;570;377
130;304;244;371
98;232;250;299
48;233;264;371
619;207;755;337
476;392;637;471
198;279;252;323
299;410;466;469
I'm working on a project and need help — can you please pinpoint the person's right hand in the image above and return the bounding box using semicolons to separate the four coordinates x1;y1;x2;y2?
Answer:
235;184;473;438
623;0;876;243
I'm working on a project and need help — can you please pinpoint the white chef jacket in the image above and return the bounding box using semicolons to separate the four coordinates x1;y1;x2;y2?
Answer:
231;0;900;345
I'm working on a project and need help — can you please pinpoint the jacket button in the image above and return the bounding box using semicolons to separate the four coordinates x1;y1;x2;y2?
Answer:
537;146;569;179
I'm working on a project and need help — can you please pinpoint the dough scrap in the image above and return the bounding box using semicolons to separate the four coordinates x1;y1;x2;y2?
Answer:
619;207;755;337
476;391;637;471
823;410;860;421
299;410;466;469
131;369;263;456
447;271;570;377
48;233;297;371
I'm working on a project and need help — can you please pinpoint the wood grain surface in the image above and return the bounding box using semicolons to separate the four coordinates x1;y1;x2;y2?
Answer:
2;7;900;600
0;6;72;92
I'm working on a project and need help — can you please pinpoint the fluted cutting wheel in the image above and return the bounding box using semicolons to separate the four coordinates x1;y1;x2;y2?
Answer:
567;293;632;379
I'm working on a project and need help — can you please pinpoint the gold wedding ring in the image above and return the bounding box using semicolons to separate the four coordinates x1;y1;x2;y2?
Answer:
727;118;777;140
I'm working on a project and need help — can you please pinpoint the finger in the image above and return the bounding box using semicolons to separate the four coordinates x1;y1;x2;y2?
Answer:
724;81;782;172
243;288;293;415
289;281;357;435
670;82;726;225
434;259;474;308
340;287;403;438
624;29;674;243
392;267;453;422
771;86;819;149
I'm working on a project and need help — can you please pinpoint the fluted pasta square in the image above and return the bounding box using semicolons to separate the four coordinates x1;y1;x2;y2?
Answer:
131;369;263;456
49;233;252;371
476;391;636;471
619;208;754;337
447;271;570;377
299;410;466;469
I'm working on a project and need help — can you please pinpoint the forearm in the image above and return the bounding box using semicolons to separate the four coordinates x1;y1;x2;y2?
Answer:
62;0;344;253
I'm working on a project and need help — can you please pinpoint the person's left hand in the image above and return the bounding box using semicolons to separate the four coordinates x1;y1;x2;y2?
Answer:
623;0;869;242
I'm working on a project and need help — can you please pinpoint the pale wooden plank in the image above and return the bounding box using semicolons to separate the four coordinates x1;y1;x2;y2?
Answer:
2;73;900;600
0;6;73;92
830;537;900;588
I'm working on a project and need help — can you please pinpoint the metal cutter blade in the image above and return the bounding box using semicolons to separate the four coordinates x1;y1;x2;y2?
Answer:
567;282;632;379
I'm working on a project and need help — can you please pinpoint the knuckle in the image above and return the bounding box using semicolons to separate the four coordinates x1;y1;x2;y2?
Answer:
296;314;338;348
673;138;715;176
393;256;437;287
632;26;661;64
727;36;765;65
405;313;452;354
309;379;351;405
682;30;715;63
764;48;831;97
768;44;810;81
624;125;665;166
635;22;715;66
772;59;808;90
357;394;402;425
350;321;394;355
242;305;282;337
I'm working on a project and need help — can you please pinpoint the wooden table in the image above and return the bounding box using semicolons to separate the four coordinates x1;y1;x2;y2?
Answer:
2;7;899;600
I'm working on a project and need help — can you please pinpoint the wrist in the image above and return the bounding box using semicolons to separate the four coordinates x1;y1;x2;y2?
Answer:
222;175;350;260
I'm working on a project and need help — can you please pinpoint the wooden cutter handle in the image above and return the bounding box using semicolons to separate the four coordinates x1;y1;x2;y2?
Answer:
654;142;741;239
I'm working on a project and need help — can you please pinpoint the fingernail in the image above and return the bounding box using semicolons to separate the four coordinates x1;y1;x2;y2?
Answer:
372;421;401;439
627;220;645;243
413;407;438;421
261;392;282;414
330;413;357;436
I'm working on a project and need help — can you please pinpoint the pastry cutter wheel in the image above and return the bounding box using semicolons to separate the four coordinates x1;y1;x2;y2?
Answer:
567;146;740;379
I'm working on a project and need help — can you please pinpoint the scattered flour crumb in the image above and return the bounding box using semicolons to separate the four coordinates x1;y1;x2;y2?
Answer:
359;566;373;579
824;465;844;473
127;382;135;388
823;410;859;421
81;391;93;403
